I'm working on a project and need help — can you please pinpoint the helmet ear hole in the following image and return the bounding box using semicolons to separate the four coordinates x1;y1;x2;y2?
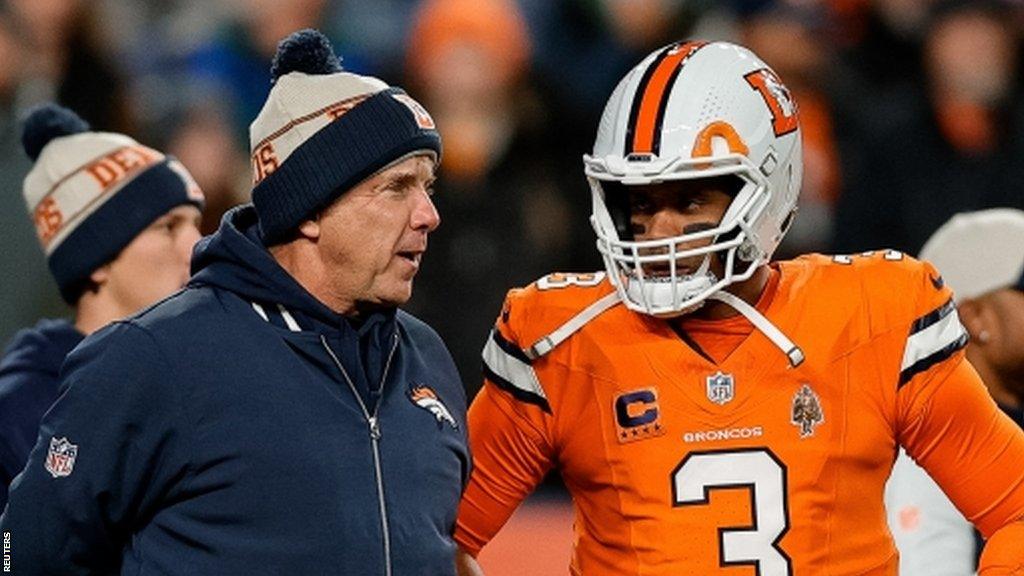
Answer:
718;174;746;198
600;180;634;241
780;209;797;236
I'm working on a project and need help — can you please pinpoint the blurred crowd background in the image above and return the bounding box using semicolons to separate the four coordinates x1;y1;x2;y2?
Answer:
2;0;1024;400
2;1;1023;571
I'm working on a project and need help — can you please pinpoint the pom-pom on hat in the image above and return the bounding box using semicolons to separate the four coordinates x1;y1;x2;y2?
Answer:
250;29;442;245
21;103;205;303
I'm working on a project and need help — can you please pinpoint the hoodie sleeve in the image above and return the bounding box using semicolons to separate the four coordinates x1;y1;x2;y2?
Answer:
0;321;193;574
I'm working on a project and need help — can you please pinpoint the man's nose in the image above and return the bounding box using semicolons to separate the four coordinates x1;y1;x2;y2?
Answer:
411;190;440;233
643;208;684;239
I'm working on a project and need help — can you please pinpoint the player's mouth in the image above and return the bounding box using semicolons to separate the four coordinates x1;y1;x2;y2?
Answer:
397;250;423;268
638;256;703;278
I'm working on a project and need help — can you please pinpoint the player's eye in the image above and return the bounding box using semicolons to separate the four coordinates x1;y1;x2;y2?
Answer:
630;195;655;214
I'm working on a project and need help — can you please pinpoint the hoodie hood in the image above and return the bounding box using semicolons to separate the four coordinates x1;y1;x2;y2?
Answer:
190;204;395;331
0;318;83;378
188;203;403;412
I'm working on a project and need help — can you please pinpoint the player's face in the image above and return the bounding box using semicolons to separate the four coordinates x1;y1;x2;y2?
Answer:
991;288;1024;388
316;154;439;313
102;204;203;316
627;177;735;278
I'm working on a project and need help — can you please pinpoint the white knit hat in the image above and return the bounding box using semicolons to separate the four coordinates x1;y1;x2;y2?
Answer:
21;104;204;302
919;208;1024;302
249;29;441;245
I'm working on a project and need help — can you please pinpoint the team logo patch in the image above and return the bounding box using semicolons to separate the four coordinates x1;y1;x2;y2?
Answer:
744;68;799;137
614;387;665;444
44;437;78;478
33;196;64;245
391;94;436;129
791;383;824;438
409;385;458;429
706;371;735;405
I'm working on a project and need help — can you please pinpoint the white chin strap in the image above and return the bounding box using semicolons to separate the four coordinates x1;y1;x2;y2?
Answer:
707;291;805;367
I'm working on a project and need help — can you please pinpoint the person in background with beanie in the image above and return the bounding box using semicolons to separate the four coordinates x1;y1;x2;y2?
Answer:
0;104;204;510
886;208;1024;575
1;29;468;576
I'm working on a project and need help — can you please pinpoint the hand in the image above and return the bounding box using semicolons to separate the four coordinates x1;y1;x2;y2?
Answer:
456;547;485;576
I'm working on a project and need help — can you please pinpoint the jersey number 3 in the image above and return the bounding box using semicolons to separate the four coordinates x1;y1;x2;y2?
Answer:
672;448;793;575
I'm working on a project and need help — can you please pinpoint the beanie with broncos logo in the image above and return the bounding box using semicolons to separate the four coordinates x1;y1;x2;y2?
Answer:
250;29;442;245
21;104;205;304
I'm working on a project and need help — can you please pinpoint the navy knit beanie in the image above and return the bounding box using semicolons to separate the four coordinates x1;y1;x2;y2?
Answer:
249;29;442;245
21;104;205;303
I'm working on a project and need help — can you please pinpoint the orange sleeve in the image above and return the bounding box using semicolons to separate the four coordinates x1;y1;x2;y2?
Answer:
979;520;1024;575
898;357;1024;538
454;381;555;556
456;279;607;556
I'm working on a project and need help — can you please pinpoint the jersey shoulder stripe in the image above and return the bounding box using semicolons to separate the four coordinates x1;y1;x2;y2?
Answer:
482;329;550;413
899;298;968;386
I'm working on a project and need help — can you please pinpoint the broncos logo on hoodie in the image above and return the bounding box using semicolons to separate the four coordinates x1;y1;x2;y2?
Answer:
409;385;458;430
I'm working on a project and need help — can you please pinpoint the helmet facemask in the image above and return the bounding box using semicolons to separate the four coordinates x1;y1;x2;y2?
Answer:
587;151;783;317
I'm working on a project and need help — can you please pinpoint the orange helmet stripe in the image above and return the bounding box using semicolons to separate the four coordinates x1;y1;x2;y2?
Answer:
626;41;708;156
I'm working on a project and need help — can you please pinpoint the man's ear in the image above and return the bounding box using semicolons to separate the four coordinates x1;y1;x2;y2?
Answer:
958;298;989;343
89;264;111;287
298;218;321;240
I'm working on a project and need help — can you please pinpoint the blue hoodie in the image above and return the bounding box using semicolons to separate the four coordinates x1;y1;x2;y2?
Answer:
1;205;470;575
0;319;83;509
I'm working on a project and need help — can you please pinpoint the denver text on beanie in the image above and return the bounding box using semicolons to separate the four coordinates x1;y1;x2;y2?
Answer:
21;104;205;303
249;29;442;246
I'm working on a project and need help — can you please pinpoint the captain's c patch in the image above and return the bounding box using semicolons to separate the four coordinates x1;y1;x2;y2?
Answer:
614;387;665;444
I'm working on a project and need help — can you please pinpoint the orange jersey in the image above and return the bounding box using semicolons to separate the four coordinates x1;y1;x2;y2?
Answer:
455;253;1024;575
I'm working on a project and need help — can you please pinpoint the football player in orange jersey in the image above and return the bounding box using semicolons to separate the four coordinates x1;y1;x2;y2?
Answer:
454;40;1024;576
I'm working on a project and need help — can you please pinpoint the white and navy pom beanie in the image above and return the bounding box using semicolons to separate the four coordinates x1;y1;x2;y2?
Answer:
250;29;442;245
21;104;205;303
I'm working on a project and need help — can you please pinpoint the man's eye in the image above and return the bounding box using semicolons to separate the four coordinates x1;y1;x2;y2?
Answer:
631;198;653;213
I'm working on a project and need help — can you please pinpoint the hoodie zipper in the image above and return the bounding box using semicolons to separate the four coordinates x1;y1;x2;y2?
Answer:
321;331;400;576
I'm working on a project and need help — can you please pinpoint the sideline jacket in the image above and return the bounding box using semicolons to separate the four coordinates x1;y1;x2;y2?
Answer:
0;319;83;509
455;253;1024;575
1;205;470;575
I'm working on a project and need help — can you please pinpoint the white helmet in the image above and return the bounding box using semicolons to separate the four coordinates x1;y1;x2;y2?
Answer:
584;41;803;317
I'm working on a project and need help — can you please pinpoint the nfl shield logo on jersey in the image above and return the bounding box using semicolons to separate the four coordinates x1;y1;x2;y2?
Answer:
706;372;735;405
44;436;78;478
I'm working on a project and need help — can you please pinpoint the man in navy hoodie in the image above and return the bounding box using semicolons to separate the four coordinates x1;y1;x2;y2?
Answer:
0;104;204;510
1;30;469;575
